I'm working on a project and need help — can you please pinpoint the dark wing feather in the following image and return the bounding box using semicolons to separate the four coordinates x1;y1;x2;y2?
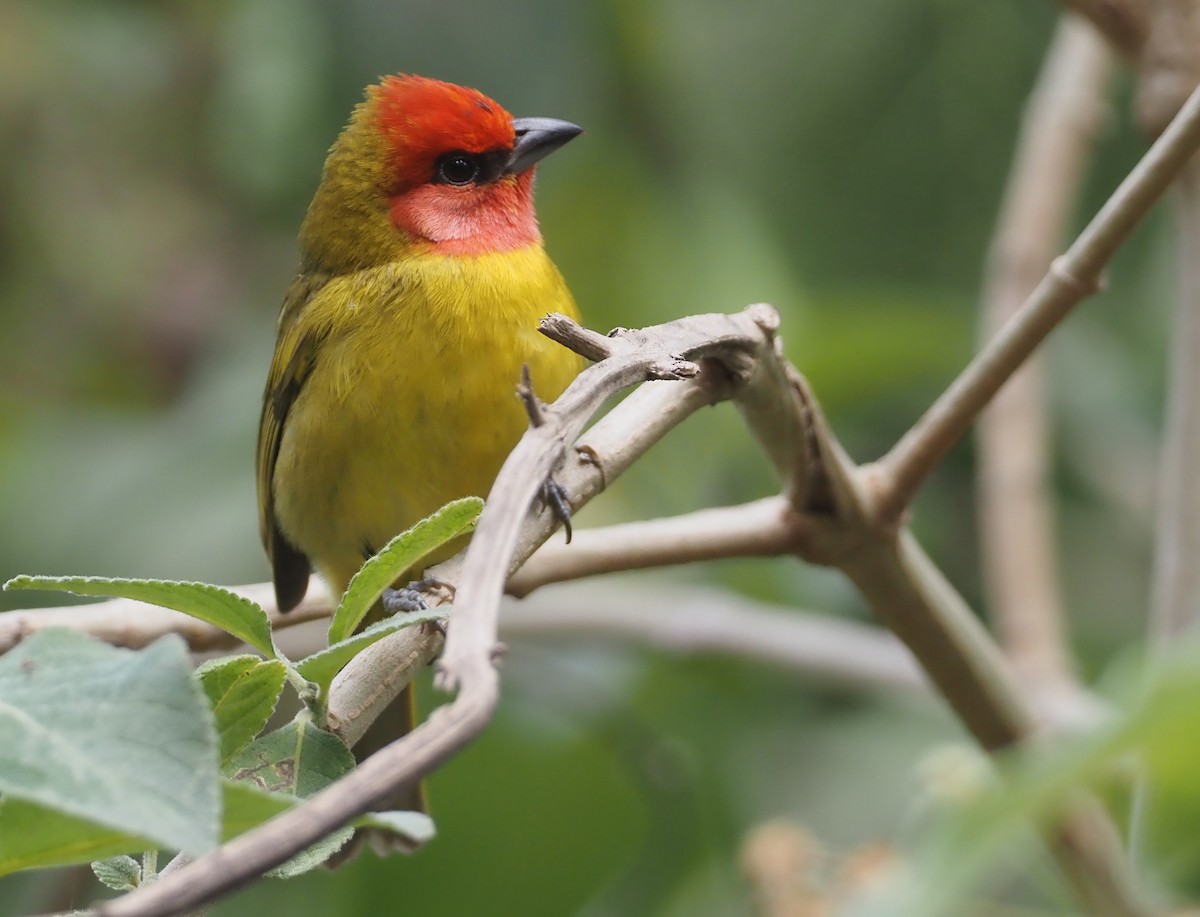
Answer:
256;272;330;611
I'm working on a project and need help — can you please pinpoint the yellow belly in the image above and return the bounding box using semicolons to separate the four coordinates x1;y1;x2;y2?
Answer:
272;245;581;594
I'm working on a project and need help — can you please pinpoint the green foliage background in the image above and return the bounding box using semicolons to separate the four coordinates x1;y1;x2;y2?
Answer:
0;1;1177;914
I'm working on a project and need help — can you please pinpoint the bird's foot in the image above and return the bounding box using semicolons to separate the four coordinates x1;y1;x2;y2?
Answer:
382;577;456;615
539;475;573;544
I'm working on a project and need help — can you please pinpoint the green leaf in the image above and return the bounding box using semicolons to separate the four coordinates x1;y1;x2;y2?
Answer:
91;855;142;891
220;780;294;838
0;630;220;860
0;798;155;876
329;496;482;643
225;718;357;873
0;765;367;876
267;809;436;876
359;810;436;854
225;717;355;796
4;575;275;658
267;829;353;879
296;608;447;693
220;784;434;854
197;655;288;763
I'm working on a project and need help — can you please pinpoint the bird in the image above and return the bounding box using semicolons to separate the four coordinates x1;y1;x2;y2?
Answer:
255;74;583;816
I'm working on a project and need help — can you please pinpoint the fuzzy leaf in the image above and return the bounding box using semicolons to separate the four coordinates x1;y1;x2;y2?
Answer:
197;655;288;763
4;575;275;657
296;608;447;693
0;798;155;876
360;810;437;854
91;855;142;891
225;718;356;873
225;716;354;796
329;496;481;643
0;630;220;860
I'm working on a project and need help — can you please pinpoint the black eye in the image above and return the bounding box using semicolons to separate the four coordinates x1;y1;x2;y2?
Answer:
436;153;480;186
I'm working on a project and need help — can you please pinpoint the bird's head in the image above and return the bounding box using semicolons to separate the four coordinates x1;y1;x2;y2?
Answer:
300;75;581;272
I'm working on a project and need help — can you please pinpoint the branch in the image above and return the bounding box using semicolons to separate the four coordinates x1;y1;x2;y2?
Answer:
1058;0;1146;61
506;497;805;597
435;308;781;688
837;531;1147;913
13;299;1144;913
503;581;929;696
875;76;1200;522
978;15;1113;686
0;533;1111;734
9;298;1146;913
94;307;784;917
1145;17;1200;646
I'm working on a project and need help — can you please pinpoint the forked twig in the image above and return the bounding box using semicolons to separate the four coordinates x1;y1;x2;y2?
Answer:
94;308;782;917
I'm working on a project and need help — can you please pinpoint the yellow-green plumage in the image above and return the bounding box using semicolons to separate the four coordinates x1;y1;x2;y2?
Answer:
257;77;582;831
257;76;582;613
262;248;579;602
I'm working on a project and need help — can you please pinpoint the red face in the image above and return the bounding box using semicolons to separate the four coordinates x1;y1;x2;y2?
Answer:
372;75;540;255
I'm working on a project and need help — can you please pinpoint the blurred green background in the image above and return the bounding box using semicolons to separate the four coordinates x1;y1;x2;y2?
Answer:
0;1;1177;914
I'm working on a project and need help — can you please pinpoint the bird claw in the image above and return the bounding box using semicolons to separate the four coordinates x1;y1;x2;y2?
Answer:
382;584;427;614
539;476;573;544
382;577;456;615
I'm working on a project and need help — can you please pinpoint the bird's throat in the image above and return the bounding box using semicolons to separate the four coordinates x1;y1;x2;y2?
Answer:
389;176;542;256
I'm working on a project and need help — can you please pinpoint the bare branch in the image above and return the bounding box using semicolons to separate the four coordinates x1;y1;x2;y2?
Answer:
978;16;1113;686
95;308;782;917
838;531;1147;913
875;76;1200;522
437;308;776;689
326;626;443;748
1148;162;1200;641
10;293;1148;913
1059;0;1146;60
504;582;929;696
507;497;804;596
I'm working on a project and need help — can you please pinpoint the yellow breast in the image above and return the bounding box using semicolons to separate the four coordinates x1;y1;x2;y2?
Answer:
271;244;581;593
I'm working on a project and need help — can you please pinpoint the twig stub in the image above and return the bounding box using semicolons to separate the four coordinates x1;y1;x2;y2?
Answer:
517;364;547;428
539;313;615;362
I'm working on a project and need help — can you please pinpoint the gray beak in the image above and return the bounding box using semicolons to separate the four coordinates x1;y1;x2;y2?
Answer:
506;117;583;175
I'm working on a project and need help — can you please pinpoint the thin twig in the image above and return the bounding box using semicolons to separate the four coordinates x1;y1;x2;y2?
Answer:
503;581;929;695
875;77;1200;523
978;15;1113;686
507;497;805;597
